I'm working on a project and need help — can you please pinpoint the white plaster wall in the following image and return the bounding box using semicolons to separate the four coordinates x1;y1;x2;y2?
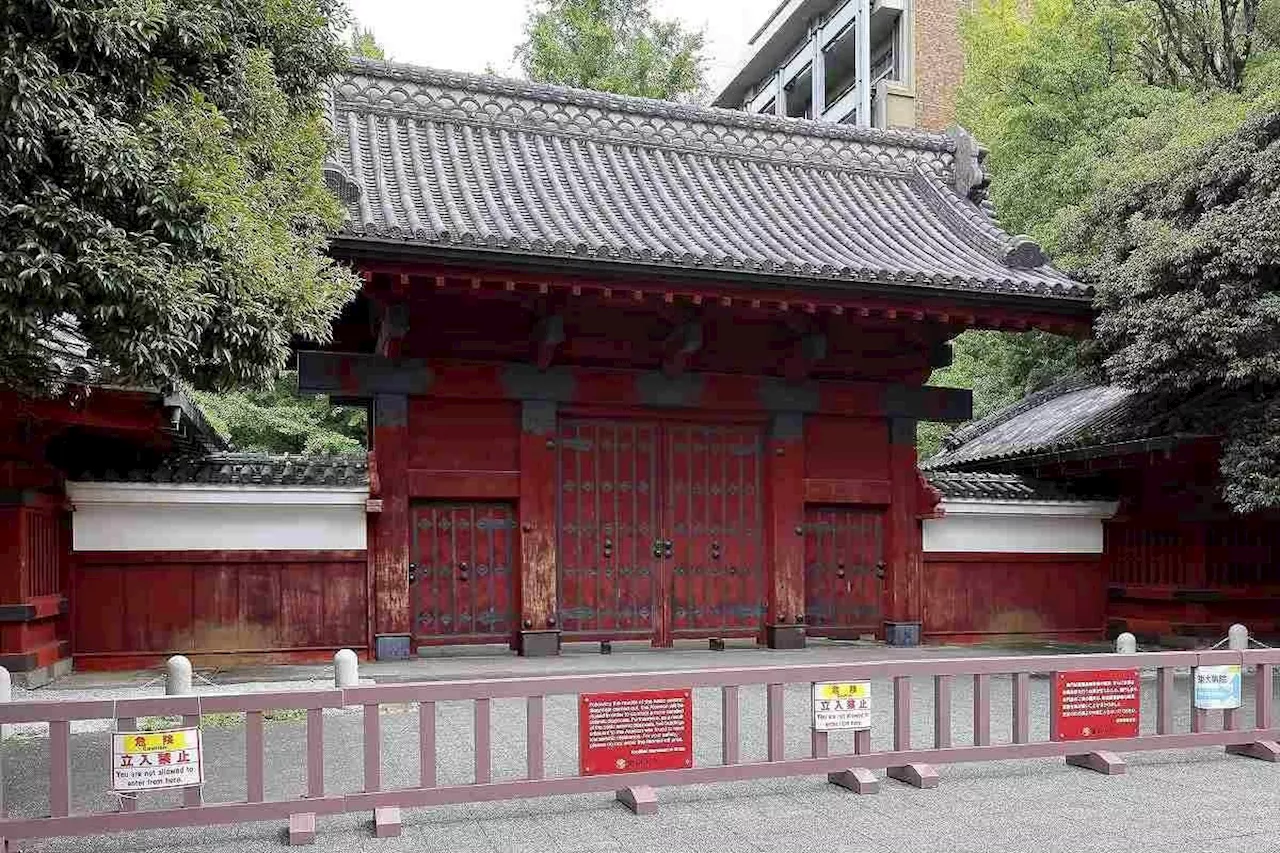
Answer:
923;500;1117;555
67;483;367;551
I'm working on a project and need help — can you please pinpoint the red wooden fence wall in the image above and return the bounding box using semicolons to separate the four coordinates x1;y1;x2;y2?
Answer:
922;553;1107;643
71;550;368;669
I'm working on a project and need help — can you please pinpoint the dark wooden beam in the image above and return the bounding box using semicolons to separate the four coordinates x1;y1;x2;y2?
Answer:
298;351;974;421
662;321;702;377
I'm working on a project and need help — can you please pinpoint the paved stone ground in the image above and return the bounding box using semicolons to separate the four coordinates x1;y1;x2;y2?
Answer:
5;641;1279;852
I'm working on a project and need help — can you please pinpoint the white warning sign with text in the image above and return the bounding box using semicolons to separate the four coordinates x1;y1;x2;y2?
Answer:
112;727;204;792
812;680;872;731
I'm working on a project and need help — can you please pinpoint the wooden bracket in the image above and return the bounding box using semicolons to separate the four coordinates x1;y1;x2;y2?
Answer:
1065;751;1126;775
374;302;410;359
784;332;827;383
886;763;939;788
662;321;702;377
532;314;565;371
616;784;658;815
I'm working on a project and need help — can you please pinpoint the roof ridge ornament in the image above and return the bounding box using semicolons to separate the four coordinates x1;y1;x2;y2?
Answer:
945;126;989;202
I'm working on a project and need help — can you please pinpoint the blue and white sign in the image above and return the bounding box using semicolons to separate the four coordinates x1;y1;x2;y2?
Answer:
1194;665;1242;710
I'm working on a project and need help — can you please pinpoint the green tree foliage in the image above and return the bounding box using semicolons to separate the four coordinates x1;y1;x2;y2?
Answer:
1;0;360;396
518;0;706;100
1065;107;1280;511
942;0;1280;509
194;372;367;454
349;24;385;60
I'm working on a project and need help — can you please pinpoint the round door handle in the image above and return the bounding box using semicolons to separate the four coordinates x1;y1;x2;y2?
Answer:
836;569;846;579
458;561;469;571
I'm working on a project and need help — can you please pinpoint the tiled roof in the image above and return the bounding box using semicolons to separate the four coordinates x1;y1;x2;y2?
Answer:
925;470;1112;502
68;453;369;487
325;59;1091;302
921;379;1141;471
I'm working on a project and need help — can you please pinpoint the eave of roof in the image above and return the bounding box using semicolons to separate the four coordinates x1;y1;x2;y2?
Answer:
327;59;1092;305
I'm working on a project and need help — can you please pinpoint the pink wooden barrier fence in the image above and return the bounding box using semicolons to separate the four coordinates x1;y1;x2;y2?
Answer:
0;649;1276;848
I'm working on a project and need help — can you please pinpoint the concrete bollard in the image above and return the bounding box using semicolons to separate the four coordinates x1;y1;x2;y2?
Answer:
165;655;194;696
1114;632;1137;655
1228;624;1249;651
334;648;359;688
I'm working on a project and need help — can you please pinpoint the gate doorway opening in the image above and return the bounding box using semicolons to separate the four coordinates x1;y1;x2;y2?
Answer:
804;505;885;639
556;419;765;647
410;502;517;645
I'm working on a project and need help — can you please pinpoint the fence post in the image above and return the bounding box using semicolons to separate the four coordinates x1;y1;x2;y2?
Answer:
1226;625;1280;762
334;649;359;689
1064;636;1131;775
165;655;193;696
0;664;10;742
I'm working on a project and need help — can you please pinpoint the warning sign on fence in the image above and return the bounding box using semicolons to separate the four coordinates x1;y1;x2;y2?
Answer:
1052;669;1140;741
811;681;872;731
1194;665;1242;710
112;727;204;792
579;688;693;776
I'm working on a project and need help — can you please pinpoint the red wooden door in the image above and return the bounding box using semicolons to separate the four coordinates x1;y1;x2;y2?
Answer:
557;420;660;640
803;506;884;638
665;424;764;641
411;502;516;644
557;419;764;646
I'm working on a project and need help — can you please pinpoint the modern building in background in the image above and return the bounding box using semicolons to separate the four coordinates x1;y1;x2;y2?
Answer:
713;0;967;131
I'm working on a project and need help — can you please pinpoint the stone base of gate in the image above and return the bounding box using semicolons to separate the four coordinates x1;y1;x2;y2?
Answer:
374;634;412;661
766;624;806;650
884;621;921;647
886;763;939;788
616;785;658;815
828;768;879;794
519;629;561;657
1226;740;1280;762
288;812;316;846
374;807;402;837
1065;751;1126;775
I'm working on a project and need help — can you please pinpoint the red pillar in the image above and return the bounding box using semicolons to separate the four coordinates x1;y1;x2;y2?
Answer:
765;413;806;649
518;401;560;656
372;394;411;659
884;418;923;646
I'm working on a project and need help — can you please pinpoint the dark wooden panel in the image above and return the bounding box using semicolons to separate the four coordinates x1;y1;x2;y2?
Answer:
408;399;520;471
666;423;764;638
803;479;892;505
557;420;659;639
71;552;369;655
804;506;884;635
410;502;516;642
922;553;1106;641
408;470;520;499
804;416;890;481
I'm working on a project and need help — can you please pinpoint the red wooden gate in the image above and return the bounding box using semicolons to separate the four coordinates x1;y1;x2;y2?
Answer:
410;502;516;644
557;419;763;646
556;421;660;640
803;506;884;638
665;423;764;640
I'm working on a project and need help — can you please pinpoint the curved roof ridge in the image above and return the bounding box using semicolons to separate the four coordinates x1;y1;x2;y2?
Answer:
344;57;957;157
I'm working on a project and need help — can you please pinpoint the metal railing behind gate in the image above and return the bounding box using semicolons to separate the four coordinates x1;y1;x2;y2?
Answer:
0;648;1277;848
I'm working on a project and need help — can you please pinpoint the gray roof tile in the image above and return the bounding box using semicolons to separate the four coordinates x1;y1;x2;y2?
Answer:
327;60;1091;302
69;453;369;487
925;470;1112;502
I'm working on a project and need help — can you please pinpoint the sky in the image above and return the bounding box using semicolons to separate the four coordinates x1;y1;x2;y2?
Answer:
344;0;783;97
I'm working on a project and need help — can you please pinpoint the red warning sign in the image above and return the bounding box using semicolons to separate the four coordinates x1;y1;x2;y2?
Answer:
579;688;693;776
1052;669;1140;741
